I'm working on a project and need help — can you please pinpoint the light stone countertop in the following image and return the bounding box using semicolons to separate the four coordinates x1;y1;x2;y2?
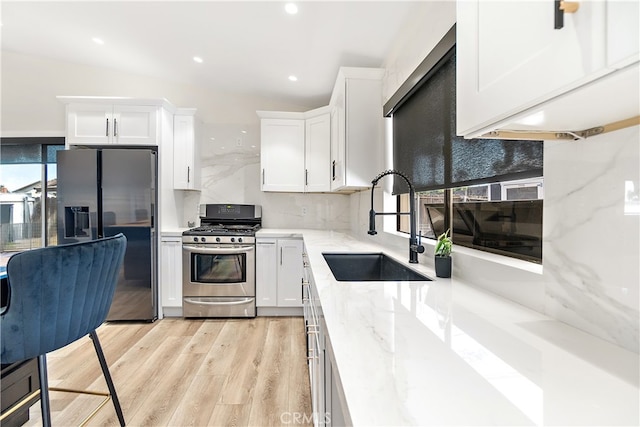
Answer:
258;228;639;426
160;228;190;237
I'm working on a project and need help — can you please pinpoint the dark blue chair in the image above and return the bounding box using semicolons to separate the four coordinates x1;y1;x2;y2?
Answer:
0;233;127;426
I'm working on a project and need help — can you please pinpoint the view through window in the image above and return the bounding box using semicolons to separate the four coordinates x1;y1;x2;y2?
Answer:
0;139;63;271
399;177;543;263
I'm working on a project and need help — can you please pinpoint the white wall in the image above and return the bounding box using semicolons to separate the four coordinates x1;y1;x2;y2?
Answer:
366;1;639;353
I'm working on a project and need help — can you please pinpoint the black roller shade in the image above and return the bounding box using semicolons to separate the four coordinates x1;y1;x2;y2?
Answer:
391;48;543;194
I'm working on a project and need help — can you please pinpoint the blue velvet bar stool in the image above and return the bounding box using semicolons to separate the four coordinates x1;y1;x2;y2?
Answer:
0;233;127;427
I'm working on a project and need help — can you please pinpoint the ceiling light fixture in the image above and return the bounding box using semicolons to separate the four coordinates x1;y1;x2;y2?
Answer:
288;75;298;82
285;3;298;14
92;37;105;45
193;56;203;63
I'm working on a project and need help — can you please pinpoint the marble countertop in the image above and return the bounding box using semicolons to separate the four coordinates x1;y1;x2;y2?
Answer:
160;228;190;237
260;229;639;426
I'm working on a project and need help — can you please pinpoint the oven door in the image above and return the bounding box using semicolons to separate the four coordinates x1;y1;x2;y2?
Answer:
182;244;255;297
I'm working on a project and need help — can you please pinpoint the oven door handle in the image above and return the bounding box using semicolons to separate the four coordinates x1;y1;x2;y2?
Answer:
183;297;254;306
182;245;255;254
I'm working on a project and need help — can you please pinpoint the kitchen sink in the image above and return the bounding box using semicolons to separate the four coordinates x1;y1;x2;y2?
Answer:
322;252;432;282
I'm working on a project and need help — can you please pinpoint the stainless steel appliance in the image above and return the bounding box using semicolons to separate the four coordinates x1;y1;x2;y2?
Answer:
182;204;261;318
56;148;157;321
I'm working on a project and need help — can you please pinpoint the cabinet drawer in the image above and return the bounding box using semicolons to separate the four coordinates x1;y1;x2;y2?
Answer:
1;358;40;427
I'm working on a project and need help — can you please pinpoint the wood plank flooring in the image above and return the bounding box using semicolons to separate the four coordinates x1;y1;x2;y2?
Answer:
24;317;312;427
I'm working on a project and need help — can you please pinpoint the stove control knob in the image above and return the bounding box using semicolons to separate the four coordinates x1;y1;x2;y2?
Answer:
193;237;198;243
238;237;243;243
230;237;236;243
216;237;221;243
200;237;206;243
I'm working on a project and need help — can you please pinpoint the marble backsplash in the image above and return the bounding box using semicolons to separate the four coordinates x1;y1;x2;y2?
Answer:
543;126;639;353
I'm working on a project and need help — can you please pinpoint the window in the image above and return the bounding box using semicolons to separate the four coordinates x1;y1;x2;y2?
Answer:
399;177;543;263
0;138;64;269
387;25;543;263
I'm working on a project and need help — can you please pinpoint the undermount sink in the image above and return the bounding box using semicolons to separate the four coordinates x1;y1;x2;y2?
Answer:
322;252;432;282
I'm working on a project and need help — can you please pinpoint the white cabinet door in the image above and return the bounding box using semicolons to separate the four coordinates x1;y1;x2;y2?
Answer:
112;105;157;145
277;239;303;307
160;237;182;311
260;119;305;192
66;104;158;145
256;239;278;307
330;69;384;191
66;104;112;145
305;113;331;192
173;113;200;190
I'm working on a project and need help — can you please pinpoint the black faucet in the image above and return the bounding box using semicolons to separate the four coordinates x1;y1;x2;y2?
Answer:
368;169;425;263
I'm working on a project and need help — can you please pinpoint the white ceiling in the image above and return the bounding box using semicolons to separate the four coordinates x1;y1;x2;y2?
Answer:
1;1;423;108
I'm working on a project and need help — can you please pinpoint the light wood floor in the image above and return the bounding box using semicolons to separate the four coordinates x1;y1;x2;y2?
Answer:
24;317;312;427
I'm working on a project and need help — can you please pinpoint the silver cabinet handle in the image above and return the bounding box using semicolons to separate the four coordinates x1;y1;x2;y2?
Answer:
106;118;109;137
187;166;191;183
262;169;265;185
114;118;118;137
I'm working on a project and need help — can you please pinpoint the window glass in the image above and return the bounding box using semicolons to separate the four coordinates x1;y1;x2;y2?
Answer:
1;140;63;270
399;178;543;263
0;164;43;255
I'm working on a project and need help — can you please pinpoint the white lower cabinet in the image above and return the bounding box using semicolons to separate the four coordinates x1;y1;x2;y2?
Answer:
256;237;303;314
160;235;182;317
303;246;349;427
303;260;324;427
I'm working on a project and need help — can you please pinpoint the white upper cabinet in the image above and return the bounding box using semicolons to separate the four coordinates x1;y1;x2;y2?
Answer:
259;116;306;192
173;109;201;190
330;67;384;192
258;107;331;193
457;0;639;139
64;102;158;145
304;112;331;193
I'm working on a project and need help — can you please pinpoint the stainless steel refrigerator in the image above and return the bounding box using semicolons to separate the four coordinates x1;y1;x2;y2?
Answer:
57;148;157;321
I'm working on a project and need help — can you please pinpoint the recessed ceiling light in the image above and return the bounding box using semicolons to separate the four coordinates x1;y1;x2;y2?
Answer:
193;56;203;63
92;37;105;45
288;75;298;82
285;3;298;14
241;130;247;134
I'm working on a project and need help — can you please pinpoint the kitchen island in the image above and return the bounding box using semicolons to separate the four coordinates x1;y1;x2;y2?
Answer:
258;229;639;426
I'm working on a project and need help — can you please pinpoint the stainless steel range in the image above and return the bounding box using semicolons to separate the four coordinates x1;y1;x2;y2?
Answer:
182;204;261;318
